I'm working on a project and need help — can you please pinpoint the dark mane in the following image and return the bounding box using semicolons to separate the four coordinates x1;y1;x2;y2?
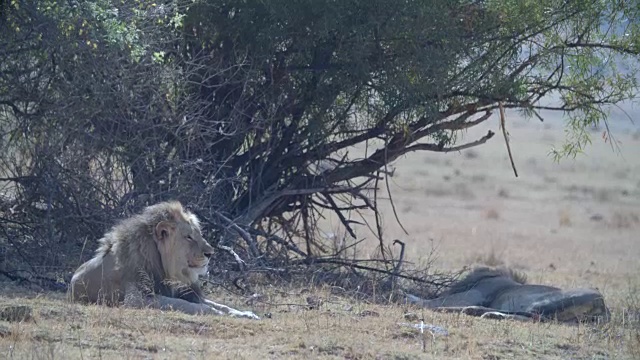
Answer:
446;267;527;294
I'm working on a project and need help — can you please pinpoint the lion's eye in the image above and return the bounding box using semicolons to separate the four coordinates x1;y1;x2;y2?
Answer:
186;235;194;241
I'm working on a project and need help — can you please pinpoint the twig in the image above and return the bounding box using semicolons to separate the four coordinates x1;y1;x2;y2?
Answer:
310;198;369;211
249;228;307;257
194;209;261;259
332;238;368;258
293;257;451;287
391;240;406;277
0;269;66;292
384;165;408;236
218;213;260;258
373;171;388;264
389;239;406;297
321;193;357;239
403;130;495;154
238;184;374;225
216;244;247;271
499;102;519;177
0;175;36;182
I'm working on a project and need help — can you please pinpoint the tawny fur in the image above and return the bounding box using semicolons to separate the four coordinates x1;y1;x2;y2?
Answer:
69;201;260;319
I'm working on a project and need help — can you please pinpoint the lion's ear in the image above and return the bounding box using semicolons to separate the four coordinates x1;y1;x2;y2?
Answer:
155;221;175;242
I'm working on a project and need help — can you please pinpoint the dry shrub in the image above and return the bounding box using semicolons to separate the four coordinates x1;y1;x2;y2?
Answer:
558;209;572;227
484;208;500;220
401;203;415;214
425;186;451;197
609;211;640;229
454;183;476;200
470;174;487;183
595;188;614;202
464;149;480;159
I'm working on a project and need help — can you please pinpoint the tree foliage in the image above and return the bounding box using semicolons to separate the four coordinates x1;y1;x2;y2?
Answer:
0;0;638;286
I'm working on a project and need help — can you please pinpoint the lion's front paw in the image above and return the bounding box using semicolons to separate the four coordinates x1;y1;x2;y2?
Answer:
229;309;261;320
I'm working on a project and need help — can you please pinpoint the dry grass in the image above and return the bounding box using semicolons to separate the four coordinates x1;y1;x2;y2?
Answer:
1;282;639;360
468;249;505;268
609;211;640;229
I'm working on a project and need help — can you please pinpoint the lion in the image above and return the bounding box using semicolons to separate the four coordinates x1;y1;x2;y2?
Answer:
405;267;609;323
69;201;259;319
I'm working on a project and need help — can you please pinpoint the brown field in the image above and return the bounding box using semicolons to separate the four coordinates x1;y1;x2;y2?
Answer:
1;111;640;359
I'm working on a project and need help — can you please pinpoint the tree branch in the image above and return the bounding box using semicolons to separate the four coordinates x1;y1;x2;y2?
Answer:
402;130;495;155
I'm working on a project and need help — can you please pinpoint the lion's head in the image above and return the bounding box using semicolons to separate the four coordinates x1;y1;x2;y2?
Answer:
152;203;215;285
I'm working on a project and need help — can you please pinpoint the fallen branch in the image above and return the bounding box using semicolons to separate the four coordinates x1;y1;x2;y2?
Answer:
249;228;308;258
293;257;452;287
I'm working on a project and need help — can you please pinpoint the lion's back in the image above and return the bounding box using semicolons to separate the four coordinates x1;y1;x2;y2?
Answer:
69;249;124;305
490;284;559;313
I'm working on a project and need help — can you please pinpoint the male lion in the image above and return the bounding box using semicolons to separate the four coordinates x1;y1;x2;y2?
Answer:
69;201;259;319
405;267;609;323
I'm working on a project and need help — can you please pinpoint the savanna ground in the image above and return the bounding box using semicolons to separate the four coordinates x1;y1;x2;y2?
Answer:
1;111;640;359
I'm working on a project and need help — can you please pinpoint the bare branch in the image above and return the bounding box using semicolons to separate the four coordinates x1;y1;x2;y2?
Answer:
402;130;496;155
499;102;519;177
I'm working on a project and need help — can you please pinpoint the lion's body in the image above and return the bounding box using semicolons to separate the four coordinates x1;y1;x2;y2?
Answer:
69;201;259;319
406;267;609;323
70;246;123;305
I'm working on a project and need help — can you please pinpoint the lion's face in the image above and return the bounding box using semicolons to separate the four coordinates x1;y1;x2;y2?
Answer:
155;214;215;284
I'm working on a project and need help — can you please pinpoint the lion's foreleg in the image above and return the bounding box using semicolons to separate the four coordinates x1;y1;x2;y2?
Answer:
123;282;224;315
151;295;225;315
202;299;260;320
